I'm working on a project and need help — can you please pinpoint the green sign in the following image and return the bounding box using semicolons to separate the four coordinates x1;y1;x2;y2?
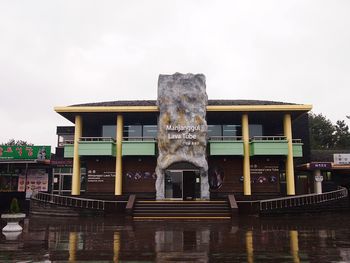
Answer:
0;145;51;160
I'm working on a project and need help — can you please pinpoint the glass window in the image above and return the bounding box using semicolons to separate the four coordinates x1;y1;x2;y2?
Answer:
0;175;12;191
208;125;222;140
223;125;241;139
249;124;263;138
102;125;116;139
58;134;74;146
143;125;157;140
124;125;142;140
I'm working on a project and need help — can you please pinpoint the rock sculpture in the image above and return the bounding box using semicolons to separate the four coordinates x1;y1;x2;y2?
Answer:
155;73;209;199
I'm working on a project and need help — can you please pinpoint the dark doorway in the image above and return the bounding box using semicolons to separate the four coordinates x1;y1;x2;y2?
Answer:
183;171;198;200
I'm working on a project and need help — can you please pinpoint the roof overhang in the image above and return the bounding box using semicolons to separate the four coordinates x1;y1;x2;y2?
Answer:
55;104;313;122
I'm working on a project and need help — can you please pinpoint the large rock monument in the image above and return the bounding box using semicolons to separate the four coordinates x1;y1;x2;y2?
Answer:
155;73;209;199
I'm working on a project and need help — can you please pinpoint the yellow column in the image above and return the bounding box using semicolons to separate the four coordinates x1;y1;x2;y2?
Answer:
284;113;295;195
242;113;251;195
68;232;78;262
290;230;300;263
115;114;123;195
72;115;82;196
113;232;120;262
246;231;254;263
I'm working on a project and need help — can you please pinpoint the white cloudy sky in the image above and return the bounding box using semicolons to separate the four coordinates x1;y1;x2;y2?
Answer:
0;0;349;148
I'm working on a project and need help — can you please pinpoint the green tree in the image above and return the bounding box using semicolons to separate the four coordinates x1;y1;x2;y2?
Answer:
334;120;350;149
1;139;33;146
309;113;335;149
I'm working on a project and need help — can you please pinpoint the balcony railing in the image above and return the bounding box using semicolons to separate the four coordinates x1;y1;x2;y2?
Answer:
250;136;287;141
208;136;243;141
123;136;157;141
122;137;157;156
208;136;244;156
80;137;116;142
78;137;116;156
63;135;303;157
250;136;288;156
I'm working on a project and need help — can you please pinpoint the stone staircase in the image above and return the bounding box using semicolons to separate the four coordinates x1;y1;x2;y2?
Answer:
132;200;232;219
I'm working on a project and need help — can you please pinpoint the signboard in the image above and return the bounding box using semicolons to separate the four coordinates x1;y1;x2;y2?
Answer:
309;162;332;170
88;172;115;183
334;154;350;165
51;159;73;167
166;125;204;146
250;163;279;184
0;145;51;160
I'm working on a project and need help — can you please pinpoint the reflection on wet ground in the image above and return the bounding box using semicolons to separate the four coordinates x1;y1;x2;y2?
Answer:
2;212;350;262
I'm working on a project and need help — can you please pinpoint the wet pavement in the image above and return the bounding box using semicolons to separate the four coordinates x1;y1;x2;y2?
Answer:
2;212;350;262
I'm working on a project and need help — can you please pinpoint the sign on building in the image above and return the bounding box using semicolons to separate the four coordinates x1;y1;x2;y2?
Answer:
0;145;51;160
334;154;350;165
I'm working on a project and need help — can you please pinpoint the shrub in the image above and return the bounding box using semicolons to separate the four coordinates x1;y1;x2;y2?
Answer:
10;198;20;213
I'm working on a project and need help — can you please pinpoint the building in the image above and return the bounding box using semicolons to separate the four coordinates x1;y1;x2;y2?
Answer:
54;73;312;201
0;145;51;211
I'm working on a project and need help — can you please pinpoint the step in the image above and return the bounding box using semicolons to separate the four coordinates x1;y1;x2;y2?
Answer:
133;213;231;217
134;207;230;211
134;205;230;209
134;210;231;213
133;216;231;220
133;199;232;219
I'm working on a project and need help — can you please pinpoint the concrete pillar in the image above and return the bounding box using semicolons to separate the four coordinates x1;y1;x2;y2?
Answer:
313;169;323;194
242;113;251;195
284;113;295;195
115;114;123;195
289;230;300;263
72;115;82;196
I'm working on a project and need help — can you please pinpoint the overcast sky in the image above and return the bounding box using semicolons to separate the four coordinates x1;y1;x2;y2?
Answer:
1;0;349;149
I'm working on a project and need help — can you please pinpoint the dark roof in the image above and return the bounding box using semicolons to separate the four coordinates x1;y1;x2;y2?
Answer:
71;99;295;107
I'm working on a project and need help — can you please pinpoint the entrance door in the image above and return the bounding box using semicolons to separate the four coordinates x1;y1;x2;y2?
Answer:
183;171;196;200
165;170;200;200
165;170;183;199
53;174;72;195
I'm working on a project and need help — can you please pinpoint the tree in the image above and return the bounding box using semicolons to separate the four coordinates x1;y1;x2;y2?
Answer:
1;139;33;146
334;120;350;149
309;113;335;149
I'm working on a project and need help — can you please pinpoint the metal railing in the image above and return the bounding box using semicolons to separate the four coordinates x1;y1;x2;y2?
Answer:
80;137;116;142
251;136;287;141
123;136;157;141
259;187;348;211
31;192;127;211
64;136;302;144
208;136;243;141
